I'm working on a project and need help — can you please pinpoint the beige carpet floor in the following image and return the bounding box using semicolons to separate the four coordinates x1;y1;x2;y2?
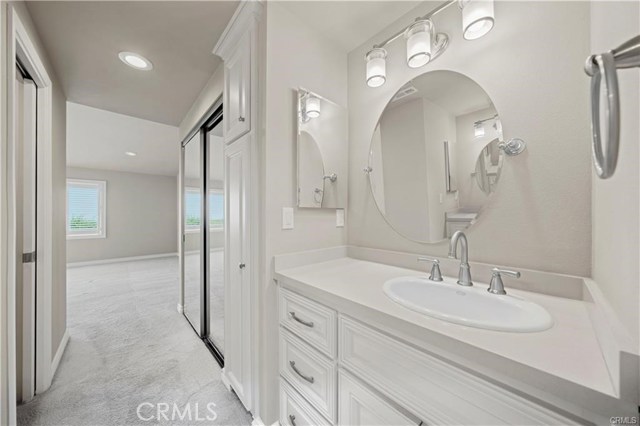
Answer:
17;257;251;426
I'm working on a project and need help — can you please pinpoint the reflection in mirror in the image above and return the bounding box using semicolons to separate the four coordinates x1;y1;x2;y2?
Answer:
207;121;225;354
298;131;325;207
368;70;504;243
297;88;347;208
183;132;202;335
475;139;503;194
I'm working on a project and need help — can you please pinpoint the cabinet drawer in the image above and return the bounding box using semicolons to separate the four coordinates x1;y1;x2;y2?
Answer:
280;378;332;426
280;329;337;422
339;316;578;426
339;370;417;426
279;288;336;358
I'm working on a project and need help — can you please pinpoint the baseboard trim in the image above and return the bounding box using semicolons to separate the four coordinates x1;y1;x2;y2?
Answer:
250;416;266;426
220;368;232;391
51;329;69;377
184;247;224;256
67;252;178;268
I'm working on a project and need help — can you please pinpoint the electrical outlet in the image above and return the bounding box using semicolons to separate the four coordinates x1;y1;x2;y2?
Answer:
336;209;345;227
282;207;294;230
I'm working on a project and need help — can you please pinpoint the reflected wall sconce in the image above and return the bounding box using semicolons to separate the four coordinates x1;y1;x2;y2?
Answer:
460;0;495;40
305;95;321;119
365;0;495;88
366;48;387;88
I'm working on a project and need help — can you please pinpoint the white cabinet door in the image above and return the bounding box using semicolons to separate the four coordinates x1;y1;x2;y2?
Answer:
223;133;252;410
223;31;251;144
338;370;416;426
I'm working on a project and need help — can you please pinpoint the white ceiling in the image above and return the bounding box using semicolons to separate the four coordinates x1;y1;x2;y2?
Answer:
26;1;239;126
279;1;424;52
67;102;180;176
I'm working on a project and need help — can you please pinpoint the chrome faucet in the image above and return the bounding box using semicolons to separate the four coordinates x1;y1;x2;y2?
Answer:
448;231;473;286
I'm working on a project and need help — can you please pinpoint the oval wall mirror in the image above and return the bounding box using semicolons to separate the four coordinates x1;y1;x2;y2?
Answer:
367;70;504;243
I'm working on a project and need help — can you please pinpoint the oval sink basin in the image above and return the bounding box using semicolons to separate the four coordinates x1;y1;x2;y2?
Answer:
383;277;553;332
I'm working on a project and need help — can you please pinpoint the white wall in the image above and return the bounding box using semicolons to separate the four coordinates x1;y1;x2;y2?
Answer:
66;167;178;263
179;66;223;141
379;98;431;240
590;1;640;344
260;2;348;422
348;1;592;276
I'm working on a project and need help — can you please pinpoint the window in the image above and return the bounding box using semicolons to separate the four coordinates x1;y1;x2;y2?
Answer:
209;190;224;230
185;188;224;232
66;179;106;239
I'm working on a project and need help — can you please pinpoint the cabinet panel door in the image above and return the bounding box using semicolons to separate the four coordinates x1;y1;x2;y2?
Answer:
338;370;416;426
280;378;332;426
224;133;252;410
224;31;251;143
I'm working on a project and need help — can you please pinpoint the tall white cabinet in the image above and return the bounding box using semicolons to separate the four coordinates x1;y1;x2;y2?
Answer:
214;0;262;415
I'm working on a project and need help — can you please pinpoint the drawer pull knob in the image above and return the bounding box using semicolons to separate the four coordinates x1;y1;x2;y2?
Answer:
289;414;297;426
289;311;314;328
239;116;245;122
289;361;314;384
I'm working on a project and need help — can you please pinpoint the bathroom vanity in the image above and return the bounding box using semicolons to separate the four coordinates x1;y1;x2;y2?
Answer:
274;247;637;426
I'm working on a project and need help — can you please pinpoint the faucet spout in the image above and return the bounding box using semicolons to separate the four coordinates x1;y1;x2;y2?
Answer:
449;231;473;286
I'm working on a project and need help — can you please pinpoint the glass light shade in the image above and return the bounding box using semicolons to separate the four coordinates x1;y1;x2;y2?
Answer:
405;20;433;68
305;96;321;119
461;0;495;40
365;48;387;88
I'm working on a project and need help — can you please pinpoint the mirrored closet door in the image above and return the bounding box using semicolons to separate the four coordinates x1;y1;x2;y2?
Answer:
181;103;225;366
183;132;203;336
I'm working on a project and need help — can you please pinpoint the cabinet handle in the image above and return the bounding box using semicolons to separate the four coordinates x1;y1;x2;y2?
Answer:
289;415;297;426
239;263;246;269
288;311;314;328
289;361;314;383
238;116;245;122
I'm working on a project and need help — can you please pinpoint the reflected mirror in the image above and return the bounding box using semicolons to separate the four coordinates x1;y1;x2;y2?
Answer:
297;88;347;208
368;70;504;243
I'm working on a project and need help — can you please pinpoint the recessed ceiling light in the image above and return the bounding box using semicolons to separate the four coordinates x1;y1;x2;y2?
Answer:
125;151;137;157
118;52;153;71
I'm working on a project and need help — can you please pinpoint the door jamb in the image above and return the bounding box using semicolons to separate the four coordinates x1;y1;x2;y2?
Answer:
1;5;55;424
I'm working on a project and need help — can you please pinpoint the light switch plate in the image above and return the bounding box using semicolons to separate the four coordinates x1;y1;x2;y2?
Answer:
336;209;345;227
282;207;294;230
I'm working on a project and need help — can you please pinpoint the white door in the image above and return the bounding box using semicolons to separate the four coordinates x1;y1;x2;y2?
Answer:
338;370;417;426
15;68;37;403
223;133;252;410
223;32;251;144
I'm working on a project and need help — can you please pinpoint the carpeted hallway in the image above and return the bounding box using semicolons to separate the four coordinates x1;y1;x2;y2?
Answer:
17;257;252;426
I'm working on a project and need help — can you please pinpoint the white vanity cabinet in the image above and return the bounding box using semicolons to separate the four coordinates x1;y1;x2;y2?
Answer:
278;287;579;426
279;288;418;426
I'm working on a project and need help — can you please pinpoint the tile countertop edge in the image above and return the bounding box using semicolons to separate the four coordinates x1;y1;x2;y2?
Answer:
273;268;635;424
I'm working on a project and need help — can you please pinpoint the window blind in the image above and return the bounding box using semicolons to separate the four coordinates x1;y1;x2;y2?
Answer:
67;179;105;237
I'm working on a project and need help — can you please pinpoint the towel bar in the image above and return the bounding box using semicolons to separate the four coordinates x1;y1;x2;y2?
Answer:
584;35;640;179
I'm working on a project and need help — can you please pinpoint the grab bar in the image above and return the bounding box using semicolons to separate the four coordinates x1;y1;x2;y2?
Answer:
584;35;640;179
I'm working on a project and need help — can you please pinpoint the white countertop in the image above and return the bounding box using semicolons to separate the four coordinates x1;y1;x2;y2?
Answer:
275;256;625;416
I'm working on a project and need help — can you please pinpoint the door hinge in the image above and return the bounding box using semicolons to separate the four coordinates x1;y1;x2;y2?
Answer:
22;251;36;264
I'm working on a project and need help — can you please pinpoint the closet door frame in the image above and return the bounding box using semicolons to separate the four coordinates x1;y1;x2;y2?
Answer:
179;98;225;367
203;107;225;365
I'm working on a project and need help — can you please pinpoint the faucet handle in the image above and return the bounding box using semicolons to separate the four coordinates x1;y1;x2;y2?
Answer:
417;257;443;282
488;268;521;295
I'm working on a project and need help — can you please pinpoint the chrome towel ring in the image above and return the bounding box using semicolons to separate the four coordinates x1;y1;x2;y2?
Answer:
584;35;640;179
